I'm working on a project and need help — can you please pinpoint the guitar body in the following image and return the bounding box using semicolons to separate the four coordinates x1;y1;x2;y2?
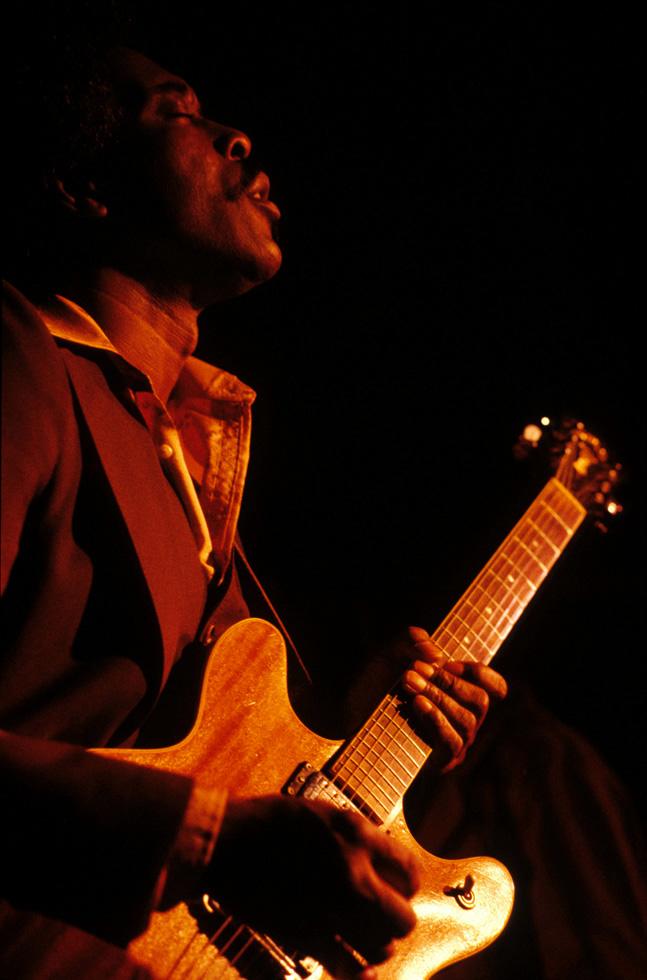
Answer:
97;618;514;979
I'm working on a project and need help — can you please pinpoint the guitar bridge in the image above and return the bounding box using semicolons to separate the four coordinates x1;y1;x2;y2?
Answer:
189;894;323;978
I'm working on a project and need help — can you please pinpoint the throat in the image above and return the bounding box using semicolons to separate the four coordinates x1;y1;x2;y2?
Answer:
70;270;200;402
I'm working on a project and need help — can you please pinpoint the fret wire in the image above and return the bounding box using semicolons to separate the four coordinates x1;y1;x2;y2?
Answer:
348;760;401;804
482;566;530;612
532;509;569;550
333;700;425;790
377;697;428;755
377;708;429;761
512;516;561;569
337;742;428;816
430;482;571;666
337;766;397;811
541;499;574;535
491;553;536;598
478;567;527;614
440;600;501;652
333;703;430;807
463;595;505;640
510;534;549;576
517;517;557;557
451;605;491;642
365;698;419;755
472;578;522;624
544;481;585;527
434;630;462;658
341;779;391;818
446;612;489;659
509;518;554;572
335;745;410;794
336;481;586;809
361;742;414;786
468;586;511;629
504;544;545;593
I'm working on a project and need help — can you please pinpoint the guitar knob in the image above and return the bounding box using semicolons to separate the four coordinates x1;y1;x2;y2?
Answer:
444;874;476;909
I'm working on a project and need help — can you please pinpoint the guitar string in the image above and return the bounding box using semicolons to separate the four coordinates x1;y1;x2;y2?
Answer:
333;702;430;818
164;909;233;979
164;923;206;979
166;905;253;980
334;483;585;813
338;693;431;788
434;485;579;666
165;480;584;978
340;697;425;786
333;696;423;795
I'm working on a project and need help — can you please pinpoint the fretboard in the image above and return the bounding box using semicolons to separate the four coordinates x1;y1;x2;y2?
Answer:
327;477;587;824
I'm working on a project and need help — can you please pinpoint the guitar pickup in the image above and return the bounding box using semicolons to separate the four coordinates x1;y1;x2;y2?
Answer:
284;762;359;812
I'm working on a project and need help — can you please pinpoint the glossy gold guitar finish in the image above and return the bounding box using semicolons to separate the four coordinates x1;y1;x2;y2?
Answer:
101;619;514;979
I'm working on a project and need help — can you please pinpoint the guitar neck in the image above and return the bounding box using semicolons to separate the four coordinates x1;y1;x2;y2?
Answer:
327;477;587;824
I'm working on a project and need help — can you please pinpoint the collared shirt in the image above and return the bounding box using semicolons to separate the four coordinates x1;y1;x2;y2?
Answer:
33;293;256;906
36;293;256;586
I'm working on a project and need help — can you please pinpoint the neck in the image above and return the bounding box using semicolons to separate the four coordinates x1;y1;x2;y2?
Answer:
61;268;201;403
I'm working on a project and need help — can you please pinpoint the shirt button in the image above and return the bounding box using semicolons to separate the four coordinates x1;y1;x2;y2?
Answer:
159;443;174;460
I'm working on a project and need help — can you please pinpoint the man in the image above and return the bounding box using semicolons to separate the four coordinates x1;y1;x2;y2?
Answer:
1;46;507;977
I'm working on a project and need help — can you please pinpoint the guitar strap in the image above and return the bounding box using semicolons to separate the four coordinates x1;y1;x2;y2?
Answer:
198;538;314;685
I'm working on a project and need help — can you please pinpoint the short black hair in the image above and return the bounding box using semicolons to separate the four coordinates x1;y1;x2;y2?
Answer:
4;2;135;285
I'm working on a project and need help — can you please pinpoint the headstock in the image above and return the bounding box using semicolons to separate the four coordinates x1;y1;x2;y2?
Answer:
514;417;622;531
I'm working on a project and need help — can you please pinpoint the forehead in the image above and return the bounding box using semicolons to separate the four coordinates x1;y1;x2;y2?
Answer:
106;47;199;110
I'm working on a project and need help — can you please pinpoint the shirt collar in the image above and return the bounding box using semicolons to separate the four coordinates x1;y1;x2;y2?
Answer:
36;292;256;410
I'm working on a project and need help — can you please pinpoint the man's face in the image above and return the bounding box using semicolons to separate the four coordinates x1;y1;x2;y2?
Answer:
99;48;282;303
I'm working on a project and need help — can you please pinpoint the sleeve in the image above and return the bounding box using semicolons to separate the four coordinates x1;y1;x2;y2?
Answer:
1;285;227;946
0;729;194;945
1;282;68;593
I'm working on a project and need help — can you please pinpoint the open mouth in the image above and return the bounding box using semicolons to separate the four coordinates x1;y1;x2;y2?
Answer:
244;172;281;219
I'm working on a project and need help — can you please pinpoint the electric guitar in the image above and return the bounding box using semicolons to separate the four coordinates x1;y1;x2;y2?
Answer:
11;418;619;979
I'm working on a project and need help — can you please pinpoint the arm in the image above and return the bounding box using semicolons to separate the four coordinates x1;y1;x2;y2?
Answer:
1;287;419;974
0;730;193;945
1;287;196;942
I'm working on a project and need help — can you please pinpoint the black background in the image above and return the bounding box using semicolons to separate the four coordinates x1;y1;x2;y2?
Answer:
9;4;644;808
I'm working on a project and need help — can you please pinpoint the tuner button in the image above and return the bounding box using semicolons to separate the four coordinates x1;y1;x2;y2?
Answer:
522;424;543;446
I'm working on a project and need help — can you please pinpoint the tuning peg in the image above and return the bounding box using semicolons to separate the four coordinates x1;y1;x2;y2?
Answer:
513;421;545;459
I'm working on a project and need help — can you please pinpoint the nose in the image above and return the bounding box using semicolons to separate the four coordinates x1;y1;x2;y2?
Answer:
213;125;252;161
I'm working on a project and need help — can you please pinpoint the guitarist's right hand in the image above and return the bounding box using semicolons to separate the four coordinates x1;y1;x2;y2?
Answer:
206;795;420;979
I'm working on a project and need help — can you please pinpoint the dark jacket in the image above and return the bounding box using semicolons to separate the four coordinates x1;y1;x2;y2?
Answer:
0;281;212;947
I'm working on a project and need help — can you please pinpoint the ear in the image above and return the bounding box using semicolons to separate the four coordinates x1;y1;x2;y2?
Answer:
45;175;109;219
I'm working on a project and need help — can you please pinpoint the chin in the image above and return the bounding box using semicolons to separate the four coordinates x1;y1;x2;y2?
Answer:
192;237;283;305
226;244;283;298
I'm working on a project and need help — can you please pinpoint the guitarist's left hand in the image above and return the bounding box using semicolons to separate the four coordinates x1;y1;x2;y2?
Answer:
401;626;508;771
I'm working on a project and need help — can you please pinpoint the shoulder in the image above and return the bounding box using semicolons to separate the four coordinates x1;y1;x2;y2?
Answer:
2;280;70;384
2;280;76;478
2;281;81;434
